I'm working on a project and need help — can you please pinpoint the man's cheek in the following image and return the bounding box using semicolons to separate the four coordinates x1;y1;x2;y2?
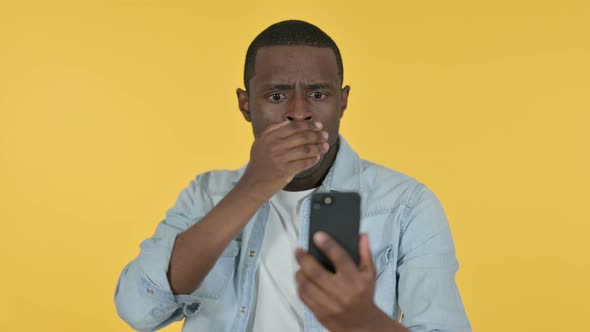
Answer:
329;126;340;144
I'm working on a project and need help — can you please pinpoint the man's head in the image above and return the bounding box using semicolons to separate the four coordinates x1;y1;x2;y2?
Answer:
243;20;344;91
237;20;350;179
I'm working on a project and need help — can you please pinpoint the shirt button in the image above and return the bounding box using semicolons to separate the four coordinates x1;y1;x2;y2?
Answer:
248;250;256;257
147;288;154;295
240;306;247;313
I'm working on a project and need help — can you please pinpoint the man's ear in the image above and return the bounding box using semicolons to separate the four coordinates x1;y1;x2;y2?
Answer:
339;85;351;118
236;88;251;122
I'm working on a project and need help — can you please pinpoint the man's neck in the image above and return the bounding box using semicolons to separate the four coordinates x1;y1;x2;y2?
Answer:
283;138;340;192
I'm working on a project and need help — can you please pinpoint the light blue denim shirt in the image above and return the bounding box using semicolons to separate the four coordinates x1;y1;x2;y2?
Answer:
114;136;471;332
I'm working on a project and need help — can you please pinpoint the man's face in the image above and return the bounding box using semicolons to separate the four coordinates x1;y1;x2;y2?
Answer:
237;45;350;152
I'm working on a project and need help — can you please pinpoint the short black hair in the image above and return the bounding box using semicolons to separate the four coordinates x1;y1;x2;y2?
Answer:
243;20;343;91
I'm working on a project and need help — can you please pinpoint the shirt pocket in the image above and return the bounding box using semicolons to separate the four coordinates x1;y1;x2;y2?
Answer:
193;240;240;299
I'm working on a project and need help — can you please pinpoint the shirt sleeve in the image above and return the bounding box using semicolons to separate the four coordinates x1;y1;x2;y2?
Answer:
396;184;472;332
114;176;211;331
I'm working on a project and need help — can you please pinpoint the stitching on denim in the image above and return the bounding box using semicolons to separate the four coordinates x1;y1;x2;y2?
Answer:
399;182;424;235
396;227;450;265
363;203;409;218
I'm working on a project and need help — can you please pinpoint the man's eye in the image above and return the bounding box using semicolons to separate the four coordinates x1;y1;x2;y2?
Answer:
268;93;285;102
311;92;327;100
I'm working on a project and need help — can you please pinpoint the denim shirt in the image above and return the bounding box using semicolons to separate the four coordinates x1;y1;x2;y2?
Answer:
114;136;471;332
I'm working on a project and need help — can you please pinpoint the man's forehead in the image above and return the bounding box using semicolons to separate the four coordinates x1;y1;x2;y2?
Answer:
256;44;333;54
255;45;336;64
252;46;340;86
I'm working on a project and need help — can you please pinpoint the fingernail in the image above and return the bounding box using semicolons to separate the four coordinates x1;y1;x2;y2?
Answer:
322;142;329;150
314;231;327;245
322;131;328;139
315;122;323;129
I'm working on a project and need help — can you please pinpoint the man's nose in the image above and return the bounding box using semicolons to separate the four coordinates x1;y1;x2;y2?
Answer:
285;95;312;122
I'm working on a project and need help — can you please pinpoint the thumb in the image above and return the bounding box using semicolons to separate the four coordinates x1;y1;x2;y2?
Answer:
359;233;376;276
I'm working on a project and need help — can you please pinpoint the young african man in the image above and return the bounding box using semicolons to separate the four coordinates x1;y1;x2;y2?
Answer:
115;20;471;332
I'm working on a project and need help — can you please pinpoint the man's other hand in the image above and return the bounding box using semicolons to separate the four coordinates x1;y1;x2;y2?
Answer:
295;233;408;332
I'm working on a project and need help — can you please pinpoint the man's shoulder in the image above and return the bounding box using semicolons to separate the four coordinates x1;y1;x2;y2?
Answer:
359;158;419;188
191;167;245;195
358;159;428;209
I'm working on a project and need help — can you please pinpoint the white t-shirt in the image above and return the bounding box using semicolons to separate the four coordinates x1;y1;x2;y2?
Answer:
248;188;318;332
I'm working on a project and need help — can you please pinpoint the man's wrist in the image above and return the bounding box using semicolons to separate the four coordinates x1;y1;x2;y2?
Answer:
358;305;409;332
232;178;272;206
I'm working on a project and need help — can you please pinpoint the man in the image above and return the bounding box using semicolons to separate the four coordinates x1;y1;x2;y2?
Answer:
115;20;471;332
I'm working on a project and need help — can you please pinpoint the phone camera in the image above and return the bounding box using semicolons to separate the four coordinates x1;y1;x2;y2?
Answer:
313;203;321;210
323;196;333;205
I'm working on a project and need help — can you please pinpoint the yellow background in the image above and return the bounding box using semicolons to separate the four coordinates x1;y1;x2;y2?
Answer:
1;1;588;331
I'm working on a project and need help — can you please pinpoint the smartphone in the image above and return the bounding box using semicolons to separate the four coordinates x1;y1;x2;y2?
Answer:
308;191;361;273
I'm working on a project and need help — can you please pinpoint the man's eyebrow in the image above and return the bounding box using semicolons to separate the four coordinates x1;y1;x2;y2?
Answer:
304;82;335;90
264;83;294;91
262;82;336;91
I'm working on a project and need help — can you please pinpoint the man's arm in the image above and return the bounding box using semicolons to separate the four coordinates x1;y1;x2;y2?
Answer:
396;185;471;332
114;121;329;330
168;121;329;295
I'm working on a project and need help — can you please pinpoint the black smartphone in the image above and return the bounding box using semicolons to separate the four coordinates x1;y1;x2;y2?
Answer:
308;191;361;273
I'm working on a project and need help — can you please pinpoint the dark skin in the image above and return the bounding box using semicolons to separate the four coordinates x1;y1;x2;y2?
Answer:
236;46;408;332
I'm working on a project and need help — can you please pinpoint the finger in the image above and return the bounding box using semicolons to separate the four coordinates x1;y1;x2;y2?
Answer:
268;121;323;140
281;142;329;163
295;269;340;315
275;129;329;151
295;248;345;298
286;155;322;176
359;233;376;277
258;120;290;138
313;231;358;276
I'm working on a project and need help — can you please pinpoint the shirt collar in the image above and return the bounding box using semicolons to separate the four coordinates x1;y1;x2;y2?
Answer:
318;135;362;193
